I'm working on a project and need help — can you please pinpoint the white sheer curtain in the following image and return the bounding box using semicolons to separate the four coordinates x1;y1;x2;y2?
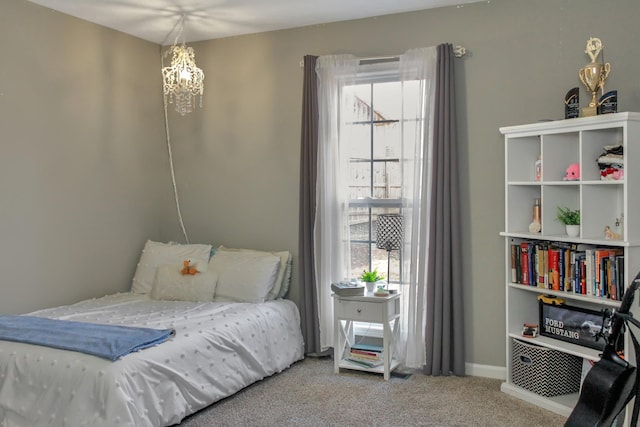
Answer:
313;49;437;364
314;55;359;350
398;47;437;368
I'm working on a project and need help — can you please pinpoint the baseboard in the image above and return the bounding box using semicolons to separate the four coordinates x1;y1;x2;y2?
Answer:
465;362;506;380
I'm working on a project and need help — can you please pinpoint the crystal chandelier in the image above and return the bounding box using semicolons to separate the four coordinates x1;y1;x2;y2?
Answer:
161;17;204;116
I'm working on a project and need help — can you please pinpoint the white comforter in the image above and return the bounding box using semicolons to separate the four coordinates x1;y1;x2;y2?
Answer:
0;293;305;427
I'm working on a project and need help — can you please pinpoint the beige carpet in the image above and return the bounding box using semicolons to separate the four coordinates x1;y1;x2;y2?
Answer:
179;357;567;426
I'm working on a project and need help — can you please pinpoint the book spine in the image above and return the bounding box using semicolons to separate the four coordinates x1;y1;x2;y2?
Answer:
570;252;578;294
536;243;545;288
350;344;384;353
511;244;518;283
350;349;381;358
581;257;587;295
526;243;532;286
585;249;594;296
595;249;607;297
605;256;612;299
558;248;565;292
520;242;529;285
549;247;560;291
616;255;625;299
543;246;549;289
565;248;572;292
574;251;585;294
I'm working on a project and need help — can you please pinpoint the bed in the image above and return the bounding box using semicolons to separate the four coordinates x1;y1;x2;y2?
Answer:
0;241;305;427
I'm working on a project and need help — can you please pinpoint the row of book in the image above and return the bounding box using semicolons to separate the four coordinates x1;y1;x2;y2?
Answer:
346;343;384;368
510;240;624;300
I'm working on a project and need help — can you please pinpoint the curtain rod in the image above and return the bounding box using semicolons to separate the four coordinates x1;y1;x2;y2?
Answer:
299;45;466;67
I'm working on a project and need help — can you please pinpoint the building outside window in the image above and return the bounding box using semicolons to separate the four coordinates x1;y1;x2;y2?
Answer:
343;77;403;283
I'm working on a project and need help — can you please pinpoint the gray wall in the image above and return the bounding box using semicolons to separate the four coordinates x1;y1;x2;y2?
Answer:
165;0;640;369
0;0;167;314
3;0;640;370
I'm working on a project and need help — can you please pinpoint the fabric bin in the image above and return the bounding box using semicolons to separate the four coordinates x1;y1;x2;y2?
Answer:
511;338;582;397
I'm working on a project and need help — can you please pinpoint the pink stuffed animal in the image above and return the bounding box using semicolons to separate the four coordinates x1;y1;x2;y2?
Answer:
563;163;580;181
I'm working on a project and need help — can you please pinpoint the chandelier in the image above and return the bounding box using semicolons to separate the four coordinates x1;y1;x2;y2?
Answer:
161;17;204;116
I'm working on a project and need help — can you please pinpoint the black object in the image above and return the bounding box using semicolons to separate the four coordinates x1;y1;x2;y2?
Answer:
565;87;580;119
565;273;640;427
598;90;618;115
539;301;609;350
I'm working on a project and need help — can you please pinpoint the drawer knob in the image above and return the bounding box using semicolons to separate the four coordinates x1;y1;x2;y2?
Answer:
357;308;362;313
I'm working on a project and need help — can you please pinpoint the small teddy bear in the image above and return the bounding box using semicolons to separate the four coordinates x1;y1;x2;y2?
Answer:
563;163;580;181
181;260;199;275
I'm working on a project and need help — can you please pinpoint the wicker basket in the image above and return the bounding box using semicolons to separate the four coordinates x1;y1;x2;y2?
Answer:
511;339;582;397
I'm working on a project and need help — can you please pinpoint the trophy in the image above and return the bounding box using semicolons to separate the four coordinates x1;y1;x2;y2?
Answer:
578;37;610;117
598;90;617;115
564;87;579;119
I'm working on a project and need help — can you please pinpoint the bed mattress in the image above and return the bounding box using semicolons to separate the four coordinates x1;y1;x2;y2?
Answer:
0;293;304;427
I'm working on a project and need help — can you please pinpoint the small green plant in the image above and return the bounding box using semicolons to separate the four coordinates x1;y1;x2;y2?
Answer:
360;269;384;283
556;206;580;225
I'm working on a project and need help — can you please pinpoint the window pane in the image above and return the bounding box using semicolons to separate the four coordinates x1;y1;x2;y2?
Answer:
346;78;404;284
348;206;402;282
372;81;401;201
373;159;400;199
350;241;370;280
349;160;371;200
373;82;401;115
349;209;370;241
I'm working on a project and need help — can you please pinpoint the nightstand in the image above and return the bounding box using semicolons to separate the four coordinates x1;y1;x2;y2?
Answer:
332;292;401;380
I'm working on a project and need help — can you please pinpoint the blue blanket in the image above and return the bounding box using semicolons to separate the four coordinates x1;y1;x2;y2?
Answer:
0;315;174;361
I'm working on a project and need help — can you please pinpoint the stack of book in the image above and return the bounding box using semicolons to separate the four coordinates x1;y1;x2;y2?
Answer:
331;281;364;296
346;343;384;368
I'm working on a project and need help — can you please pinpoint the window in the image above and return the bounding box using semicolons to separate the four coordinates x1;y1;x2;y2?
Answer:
342;65;403;283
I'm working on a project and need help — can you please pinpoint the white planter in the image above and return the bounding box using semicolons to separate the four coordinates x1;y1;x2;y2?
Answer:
566;224;580;237
365;282;376;293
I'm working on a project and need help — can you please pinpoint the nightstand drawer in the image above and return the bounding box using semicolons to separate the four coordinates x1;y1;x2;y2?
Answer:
334;298;397;322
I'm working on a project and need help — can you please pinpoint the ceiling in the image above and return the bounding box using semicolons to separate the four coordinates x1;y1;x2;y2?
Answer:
27;0;482;45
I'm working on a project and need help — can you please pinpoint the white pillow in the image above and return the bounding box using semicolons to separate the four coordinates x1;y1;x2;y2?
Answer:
209;250;280;303
131;240;213;294
217;246;291;300
150;263;218;302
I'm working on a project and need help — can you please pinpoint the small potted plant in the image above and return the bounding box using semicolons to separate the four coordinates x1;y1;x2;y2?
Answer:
360;269;384;293
556;205;580;237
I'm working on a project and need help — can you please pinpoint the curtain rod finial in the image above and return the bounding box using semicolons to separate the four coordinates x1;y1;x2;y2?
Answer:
453;45;466;58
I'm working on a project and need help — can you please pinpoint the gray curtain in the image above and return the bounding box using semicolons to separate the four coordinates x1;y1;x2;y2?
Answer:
424;44;465;376
298;55;322;355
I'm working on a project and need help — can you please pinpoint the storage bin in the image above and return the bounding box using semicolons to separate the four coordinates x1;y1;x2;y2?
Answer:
539;301;607;350
511;338;582;397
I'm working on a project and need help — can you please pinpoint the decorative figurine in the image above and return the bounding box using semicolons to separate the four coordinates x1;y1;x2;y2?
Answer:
564;163;581;181
604;225;622;240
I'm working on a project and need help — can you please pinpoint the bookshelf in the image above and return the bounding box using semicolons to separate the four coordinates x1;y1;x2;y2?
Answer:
500;112;640;425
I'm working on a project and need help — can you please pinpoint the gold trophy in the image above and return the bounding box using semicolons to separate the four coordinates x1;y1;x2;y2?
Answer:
578;37;610;117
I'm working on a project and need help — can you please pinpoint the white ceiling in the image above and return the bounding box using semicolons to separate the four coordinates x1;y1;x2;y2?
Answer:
27;0;482;45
